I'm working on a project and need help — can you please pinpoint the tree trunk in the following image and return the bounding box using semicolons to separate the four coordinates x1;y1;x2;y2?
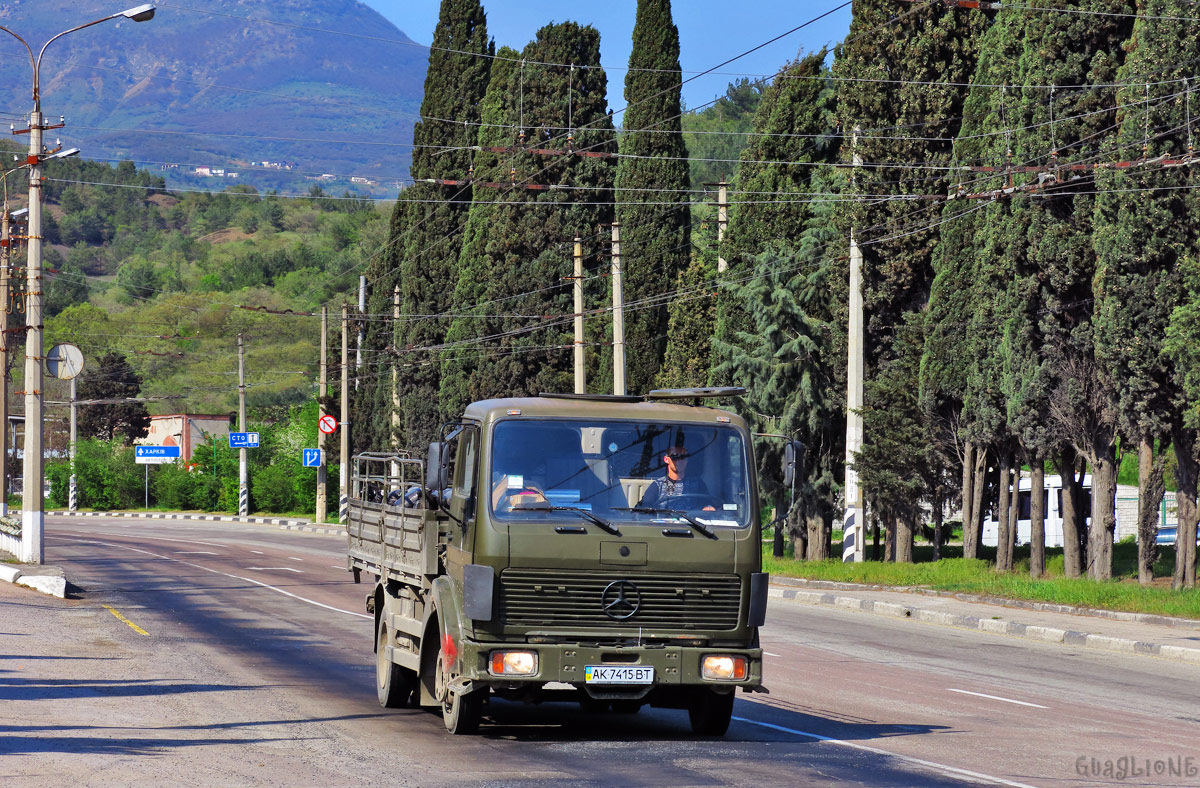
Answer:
884;513;896;563
961;440;976;548
933;498;944;562
1173;430;1198;590
872;515;881;561
965;447;987;559
1058;448;1083;578
772;494;784;558
806;514;830;561
1087;443;1118;581
1030;459;1045;579
895;514;914;563
1137;437;1166;585
996;457;1013;572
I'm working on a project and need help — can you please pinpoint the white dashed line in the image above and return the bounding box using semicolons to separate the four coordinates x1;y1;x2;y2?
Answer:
247;567;303;573
763;651;782;657
947;689;1049;709
175;551;219;556
250;550;264;554
287;556;304;562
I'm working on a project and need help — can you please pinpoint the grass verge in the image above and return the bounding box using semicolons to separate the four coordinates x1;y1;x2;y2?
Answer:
765;541;1200;620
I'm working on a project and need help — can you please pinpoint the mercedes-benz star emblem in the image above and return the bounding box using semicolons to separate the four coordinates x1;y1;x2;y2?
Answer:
601;580;642;621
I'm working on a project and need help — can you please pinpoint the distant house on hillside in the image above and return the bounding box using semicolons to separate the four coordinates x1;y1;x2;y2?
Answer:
138;415;231;462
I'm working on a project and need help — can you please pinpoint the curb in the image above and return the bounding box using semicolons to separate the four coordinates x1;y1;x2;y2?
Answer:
0;563;68;598
768;586;1200;666
770;576;1200;629
48;510;346;536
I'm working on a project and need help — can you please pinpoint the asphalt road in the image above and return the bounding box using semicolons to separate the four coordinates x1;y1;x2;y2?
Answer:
2;515;1198;787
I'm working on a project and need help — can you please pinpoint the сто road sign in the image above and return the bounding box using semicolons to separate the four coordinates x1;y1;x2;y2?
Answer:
229;431;260;448
318;414;338;434
302;448;323;468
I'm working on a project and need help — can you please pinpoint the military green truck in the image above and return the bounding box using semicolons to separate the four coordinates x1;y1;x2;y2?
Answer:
346;388;768;735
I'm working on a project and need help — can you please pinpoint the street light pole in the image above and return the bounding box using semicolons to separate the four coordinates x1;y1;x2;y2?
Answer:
0;5;156;564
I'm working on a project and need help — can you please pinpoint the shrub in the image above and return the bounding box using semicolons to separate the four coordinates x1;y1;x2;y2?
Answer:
252;464;295;513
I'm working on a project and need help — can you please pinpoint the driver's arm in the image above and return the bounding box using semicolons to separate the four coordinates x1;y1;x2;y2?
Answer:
638;481;660;508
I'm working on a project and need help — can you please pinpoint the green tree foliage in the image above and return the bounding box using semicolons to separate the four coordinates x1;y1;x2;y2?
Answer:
46;439;142;510
682;79;765;190
441;24;617;413
76;351;151;445
1094;0;1198;587
610;0;692;395
356;0;493;455
656;213;717;389
837;1;983;559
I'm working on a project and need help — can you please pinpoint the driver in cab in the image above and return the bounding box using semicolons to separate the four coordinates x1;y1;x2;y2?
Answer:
639;437;716;511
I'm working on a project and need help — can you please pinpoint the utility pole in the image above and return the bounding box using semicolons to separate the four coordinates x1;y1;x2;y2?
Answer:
716;179;729;273
391;285;401;463
340;304;349;524
21;105;45;564
0;205;9;517
573;237;585;395
355;276;365;391
843;126;865;563
315;306;327;523
69;378;77;512
237;333;248;517
611;222;626;396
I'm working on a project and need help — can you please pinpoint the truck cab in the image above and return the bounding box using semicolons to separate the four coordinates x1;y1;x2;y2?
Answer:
351;389;768;735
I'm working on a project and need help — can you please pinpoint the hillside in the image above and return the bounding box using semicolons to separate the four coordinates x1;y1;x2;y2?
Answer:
0;0;426;196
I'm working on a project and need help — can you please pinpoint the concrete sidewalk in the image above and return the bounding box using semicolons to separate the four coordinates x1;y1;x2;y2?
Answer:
770;577;1200;666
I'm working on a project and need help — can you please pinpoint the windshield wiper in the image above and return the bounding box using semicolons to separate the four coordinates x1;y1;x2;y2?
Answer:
512;503;622;536
615;507;719;540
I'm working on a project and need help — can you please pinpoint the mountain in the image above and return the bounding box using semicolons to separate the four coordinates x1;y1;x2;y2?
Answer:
0;0;427;196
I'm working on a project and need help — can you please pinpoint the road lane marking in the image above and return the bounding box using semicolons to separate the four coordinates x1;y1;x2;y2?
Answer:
250;550;264;554
287;556;304;562
247;567;303;573
102;605;150;637
732;715;1039;788
52;535;369;620
175;551;219;556
947;689;1048;709
330;565;343;570
763;651;782;657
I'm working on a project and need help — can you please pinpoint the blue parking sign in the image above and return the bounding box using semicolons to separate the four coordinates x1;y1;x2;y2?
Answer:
302;449;323;468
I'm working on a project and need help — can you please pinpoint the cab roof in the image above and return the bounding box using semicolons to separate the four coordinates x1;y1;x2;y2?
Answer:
463;391;748;431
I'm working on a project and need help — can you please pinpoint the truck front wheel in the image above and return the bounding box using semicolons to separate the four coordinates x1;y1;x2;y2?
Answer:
376;619;416;708
687;688;734;736
435;637;485;734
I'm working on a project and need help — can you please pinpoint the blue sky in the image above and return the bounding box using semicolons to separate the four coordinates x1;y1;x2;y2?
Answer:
362;1;852;113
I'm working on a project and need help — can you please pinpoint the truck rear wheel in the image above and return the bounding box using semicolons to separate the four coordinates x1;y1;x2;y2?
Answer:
376;619;416;708
687;688;734;736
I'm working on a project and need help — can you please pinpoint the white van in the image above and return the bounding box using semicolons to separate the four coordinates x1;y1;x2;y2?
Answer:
982;474;1093;548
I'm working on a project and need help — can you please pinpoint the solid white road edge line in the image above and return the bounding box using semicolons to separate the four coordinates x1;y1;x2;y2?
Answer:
947;688;1049;709
731;715;1041;788
50;535;369;620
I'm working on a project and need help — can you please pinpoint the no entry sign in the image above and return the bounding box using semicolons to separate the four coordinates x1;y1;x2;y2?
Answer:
319;414;338;434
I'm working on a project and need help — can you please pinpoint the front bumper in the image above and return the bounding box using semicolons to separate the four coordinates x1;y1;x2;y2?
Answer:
456;640;763;691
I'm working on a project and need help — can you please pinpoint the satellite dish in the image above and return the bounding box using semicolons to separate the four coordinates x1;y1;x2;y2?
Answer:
46;343;84;380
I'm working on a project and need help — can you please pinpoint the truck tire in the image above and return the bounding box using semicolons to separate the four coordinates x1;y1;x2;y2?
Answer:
434;635;485;734
376;619;416;708
687;688;734;736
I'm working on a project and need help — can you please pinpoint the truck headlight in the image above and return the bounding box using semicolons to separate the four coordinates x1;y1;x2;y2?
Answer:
701;654;747;681
490;650;538;676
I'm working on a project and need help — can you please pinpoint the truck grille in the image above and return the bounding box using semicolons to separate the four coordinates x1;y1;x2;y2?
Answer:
498;569;742;630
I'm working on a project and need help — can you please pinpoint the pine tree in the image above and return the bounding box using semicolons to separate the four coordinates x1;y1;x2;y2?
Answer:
354;0;491;453
610;0;691;395
1096;0;1200;587
77;351;151;445
440;25;617;413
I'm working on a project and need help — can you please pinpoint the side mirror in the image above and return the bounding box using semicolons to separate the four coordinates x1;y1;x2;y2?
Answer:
783;440;805;488
426;441;451;494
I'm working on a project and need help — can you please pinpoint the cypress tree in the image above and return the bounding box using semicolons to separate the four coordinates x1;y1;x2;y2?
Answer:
835;0;983;559
354;0;491;453
439;24;617;412
610;0;691;395
1095;0;1199;587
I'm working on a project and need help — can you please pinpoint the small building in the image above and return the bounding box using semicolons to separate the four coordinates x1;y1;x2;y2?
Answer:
138;415;231;462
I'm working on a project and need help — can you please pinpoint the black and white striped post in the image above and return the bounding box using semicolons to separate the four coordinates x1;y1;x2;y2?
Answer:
237;333;248;517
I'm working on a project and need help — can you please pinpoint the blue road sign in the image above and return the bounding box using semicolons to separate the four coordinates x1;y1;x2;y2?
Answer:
302;448;323;468
135;445;181;464
229;432;260;448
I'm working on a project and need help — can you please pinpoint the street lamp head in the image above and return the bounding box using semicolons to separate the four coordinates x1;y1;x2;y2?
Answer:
119;4;156;22
47;147;80;160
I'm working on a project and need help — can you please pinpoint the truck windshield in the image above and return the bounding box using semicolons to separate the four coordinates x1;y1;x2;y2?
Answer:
489;420;751;527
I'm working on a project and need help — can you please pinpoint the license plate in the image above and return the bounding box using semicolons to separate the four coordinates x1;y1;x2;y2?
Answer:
584;665;654;684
